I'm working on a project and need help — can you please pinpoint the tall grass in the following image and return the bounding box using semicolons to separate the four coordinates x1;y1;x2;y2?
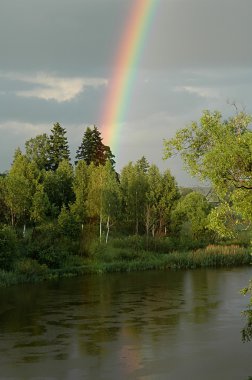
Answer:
0;242;250;288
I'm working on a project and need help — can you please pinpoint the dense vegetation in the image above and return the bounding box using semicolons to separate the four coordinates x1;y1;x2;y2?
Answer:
0;113;251;294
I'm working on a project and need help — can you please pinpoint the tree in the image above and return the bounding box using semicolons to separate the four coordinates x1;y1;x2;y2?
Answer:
137;156;150;173
43;159;74;216
0;225;17;270
0;176;8;224
75;125;115;167
4;149;40;230
159;169;180;235
25;133;51;170
145;165;162;238
87;162;121;242
30;184;50;226
48;123;70;171
171;191;210;240
120;160;149;234
164;110;252;234
71;160;90;228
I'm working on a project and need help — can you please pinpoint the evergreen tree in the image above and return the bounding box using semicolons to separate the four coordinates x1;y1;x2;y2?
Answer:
75;125;115;167
49;123;70;171
136;156;150;173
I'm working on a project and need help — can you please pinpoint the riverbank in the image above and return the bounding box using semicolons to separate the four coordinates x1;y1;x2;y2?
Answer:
0;244;251;288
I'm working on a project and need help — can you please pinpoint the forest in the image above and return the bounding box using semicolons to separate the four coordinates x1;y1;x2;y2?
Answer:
0;109;252;339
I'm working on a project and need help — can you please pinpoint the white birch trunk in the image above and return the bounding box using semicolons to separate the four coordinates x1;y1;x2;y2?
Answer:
105;215;110;244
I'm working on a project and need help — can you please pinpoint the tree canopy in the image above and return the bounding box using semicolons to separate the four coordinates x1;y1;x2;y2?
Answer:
75;125;115;167
164;110;252;237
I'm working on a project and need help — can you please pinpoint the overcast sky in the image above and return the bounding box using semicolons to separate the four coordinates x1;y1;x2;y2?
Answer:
1;0;252;185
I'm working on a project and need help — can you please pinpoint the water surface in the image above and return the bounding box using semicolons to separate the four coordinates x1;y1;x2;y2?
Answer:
0;268;251;379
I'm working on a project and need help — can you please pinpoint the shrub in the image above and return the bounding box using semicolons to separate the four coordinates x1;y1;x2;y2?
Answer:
0;225;18;270
15;258;48;279
38;246;69;269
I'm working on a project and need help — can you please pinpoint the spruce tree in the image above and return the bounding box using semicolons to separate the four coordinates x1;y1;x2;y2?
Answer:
49;123;70;171
75;125;115;167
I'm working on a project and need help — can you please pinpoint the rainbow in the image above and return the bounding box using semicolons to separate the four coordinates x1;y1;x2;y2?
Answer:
100;0;158;154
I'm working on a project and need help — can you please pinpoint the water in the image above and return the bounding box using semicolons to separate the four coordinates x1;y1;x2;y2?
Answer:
0;268;251;380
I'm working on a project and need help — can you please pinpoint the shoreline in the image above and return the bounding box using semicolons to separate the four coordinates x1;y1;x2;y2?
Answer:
0;249;251;288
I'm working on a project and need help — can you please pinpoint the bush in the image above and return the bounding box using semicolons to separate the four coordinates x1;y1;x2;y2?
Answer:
15;258;48;279
37;246;69;269
0;225;18;270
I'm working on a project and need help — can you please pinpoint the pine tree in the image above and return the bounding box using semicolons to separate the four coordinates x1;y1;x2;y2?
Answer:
75;125;115;167
49;123;70;171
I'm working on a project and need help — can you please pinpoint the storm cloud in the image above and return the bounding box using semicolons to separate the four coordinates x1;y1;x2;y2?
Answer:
0;0;252;185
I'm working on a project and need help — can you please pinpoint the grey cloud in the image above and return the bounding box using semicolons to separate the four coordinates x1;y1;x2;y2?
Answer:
0;0;132;75
143;0;252;69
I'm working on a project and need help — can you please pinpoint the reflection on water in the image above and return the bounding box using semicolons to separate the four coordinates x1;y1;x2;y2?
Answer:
0;268;251;379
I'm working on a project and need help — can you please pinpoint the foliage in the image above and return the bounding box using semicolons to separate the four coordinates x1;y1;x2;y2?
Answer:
43;159;74;215
87;161;121;241
172;191;211;239
71;160;90;224
30;184;50;225
75;125;115;167
48;122;70;171
14;258;48;280
58;205;80;238
0;225;18;270
120;160;149;234
4;150;40;226
25;133;51;170
164;110;252;231
241;279;252;342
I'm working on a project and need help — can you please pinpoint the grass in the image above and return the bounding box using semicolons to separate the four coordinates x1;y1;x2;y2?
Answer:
0;243;251;288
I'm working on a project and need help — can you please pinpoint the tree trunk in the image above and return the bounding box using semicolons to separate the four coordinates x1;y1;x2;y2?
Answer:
105;215;110;244
99;213;102;243
152;224;155;237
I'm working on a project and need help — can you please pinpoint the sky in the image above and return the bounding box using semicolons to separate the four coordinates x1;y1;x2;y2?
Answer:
1;0;252;185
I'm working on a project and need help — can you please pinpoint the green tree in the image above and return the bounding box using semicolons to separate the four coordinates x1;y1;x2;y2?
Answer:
58;205;79;238
159;169;180;235
4;150;40;230
71;160;90;228
171;191;210;240
87;162;121;242
145;165;162;238
164;110;252;227
25;133;50;170
137;156;150;173
0;176;8;224
75;125;115;167
0;225;17;270
48;123;70;171
120;160;149;234
30;184;50;226
43;159;74;216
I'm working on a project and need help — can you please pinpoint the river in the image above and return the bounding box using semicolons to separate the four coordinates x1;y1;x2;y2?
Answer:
0;267;251;379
